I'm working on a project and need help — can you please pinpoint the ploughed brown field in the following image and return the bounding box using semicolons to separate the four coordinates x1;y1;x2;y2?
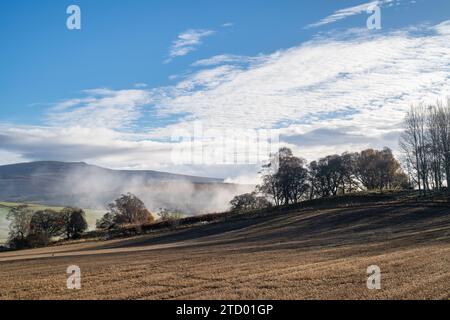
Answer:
1;198;450;300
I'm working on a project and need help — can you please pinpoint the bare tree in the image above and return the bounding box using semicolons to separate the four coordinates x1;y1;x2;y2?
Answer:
400;104;429;194
257;174;282;206
341;152;360;194
6;205;33;249
29;209;66;238
427;105;444;189
435;100;450;191
258;148;309;206
309;155;345;197
96;212;116;229
230;192;272;213
400;100;450;193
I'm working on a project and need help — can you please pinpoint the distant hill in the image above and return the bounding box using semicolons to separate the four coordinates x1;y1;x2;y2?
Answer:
0;161;249;212
0;161;222;184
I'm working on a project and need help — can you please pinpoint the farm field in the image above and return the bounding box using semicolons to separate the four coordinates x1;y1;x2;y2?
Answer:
1;200;450;300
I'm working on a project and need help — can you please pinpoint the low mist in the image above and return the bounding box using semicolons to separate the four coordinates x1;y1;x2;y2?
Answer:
51;165;254;216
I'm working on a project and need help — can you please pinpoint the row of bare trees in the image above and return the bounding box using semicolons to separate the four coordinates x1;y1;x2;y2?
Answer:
230;146;409;212
400;100;450;193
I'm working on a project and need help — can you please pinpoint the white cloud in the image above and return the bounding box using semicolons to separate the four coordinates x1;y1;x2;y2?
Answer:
134;83;148;88
1;21;449;181
0;123;176;170
306;0;400;29
221;22;234;28
151;23;450;139
47;89;151;129
166;29;215;62
191;54;266;67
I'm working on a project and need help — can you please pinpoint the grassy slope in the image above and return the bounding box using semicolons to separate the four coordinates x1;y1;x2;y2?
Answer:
1;191;450;299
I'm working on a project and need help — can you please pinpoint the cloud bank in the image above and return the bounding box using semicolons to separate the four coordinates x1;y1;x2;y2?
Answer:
0;21;449;181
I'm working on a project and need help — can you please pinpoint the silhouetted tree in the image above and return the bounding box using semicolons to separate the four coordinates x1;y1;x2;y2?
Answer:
400;104;430;194
6;205;33;249
96;212;116;229
61;208;88;239
29;209;66;245
258;148;309;206
309;155;345;198
258;174;282;206
427;106;444;189
230;192;272;213
341;152;359;194
355;148;402;191
97;193;154;229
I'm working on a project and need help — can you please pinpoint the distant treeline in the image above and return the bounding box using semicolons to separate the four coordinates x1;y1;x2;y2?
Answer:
5;193;179;250
229;146;410;213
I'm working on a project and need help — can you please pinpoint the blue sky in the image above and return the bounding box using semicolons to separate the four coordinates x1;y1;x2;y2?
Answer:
0;0;449;179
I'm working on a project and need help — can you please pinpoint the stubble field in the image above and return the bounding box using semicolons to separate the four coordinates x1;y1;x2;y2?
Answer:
1;201;450;300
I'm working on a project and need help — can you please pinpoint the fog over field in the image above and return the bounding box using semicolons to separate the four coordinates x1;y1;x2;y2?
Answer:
0;161;253;211
55;165;253;213
0;208;8;243
0;161;253;244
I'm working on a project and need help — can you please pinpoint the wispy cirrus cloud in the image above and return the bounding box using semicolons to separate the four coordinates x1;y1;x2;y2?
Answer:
1;21;449;180
191;54;266;67
47;88;151;130
221;22;235;28
151;21;450;150
166;29;215;62
306;0;400;29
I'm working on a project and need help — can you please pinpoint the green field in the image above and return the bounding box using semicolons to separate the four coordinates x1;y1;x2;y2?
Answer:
0;202;104;244
0;207;9;243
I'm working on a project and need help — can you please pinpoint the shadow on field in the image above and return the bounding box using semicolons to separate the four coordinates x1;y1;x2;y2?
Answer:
89;203;450;253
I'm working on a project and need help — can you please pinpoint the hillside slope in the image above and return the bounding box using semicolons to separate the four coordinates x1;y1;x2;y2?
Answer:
0;161;222;185
1;196;450;299
0;161;249;213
